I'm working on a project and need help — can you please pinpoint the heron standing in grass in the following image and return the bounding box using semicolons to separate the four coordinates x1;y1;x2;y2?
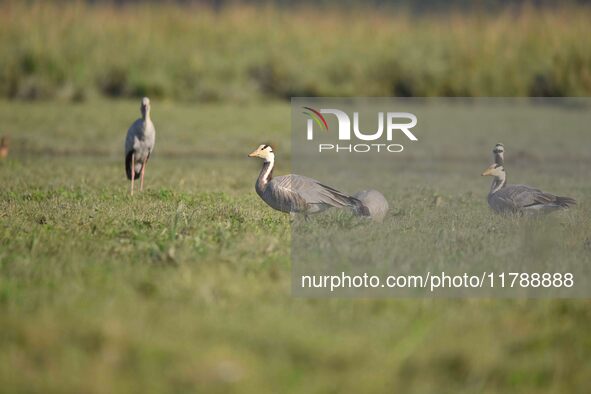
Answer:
125;97;155;195
248;144;370;218
482;144;576;214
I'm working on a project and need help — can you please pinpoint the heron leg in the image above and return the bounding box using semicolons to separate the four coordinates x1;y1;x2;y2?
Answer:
130;153;135;196
140;156;148;192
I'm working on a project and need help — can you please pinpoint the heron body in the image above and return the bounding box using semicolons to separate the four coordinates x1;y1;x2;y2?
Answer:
249;144;369;217
125;97;155;194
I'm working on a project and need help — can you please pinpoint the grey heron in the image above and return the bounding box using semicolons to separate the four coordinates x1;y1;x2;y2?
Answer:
125;97;155;195
248;144;370;217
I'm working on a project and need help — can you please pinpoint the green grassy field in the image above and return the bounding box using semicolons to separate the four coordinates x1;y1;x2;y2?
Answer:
1;99;590;393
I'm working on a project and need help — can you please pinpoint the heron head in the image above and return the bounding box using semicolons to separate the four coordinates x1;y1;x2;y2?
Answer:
248;144;275;162
481;163;505;177
140;97;151;116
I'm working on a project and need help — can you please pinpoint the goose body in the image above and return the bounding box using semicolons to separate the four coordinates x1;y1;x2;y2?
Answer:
249;144;369;216
487;180;575;214
482;144;575;214
124;97;155;194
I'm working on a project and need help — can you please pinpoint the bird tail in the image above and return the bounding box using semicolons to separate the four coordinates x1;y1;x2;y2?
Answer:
125;151;141;180
555;196;576;208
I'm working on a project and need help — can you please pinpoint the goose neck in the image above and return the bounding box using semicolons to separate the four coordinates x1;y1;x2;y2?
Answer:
490;175;506;195
256;159;274;193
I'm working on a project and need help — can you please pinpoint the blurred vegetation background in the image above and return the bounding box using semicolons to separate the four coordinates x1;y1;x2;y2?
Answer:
1;0;590;102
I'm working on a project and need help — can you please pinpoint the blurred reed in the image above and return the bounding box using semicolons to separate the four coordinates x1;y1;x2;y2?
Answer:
0;2;590;101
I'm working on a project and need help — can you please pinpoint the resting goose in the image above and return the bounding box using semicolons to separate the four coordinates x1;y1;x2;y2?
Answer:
482;145;575;214
248;144;370;217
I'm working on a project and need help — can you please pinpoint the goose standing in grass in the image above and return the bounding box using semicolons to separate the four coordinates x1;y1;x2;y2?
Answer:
125;97;155;195
0;136;8;160
482;144;575;214
248;144;370;217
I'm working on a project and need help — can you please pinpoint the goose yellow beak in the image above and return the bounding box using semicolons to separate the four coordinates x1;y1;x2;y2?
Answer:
481;167;494;176
248;149;259;158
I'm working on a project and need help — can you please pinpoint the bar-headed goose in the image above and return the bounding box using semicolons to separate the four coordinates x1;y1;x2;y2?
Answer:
248;144;370;217
482;145;575;214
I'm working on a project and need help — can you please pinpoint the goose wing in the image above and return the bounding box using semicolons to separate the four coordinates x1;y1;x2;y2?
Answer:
266;175;360;212
495;184;571;209
281;175;358;206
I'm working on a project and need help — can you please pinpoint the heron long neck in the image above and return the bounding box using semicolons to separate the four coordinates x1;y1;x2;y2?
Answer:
490;173;506;194
256;159;274;194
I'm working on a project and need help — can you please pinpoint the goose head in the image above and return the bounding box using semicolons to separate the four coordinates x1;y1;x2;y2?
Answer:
481;163;505;177
248;144;275;163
